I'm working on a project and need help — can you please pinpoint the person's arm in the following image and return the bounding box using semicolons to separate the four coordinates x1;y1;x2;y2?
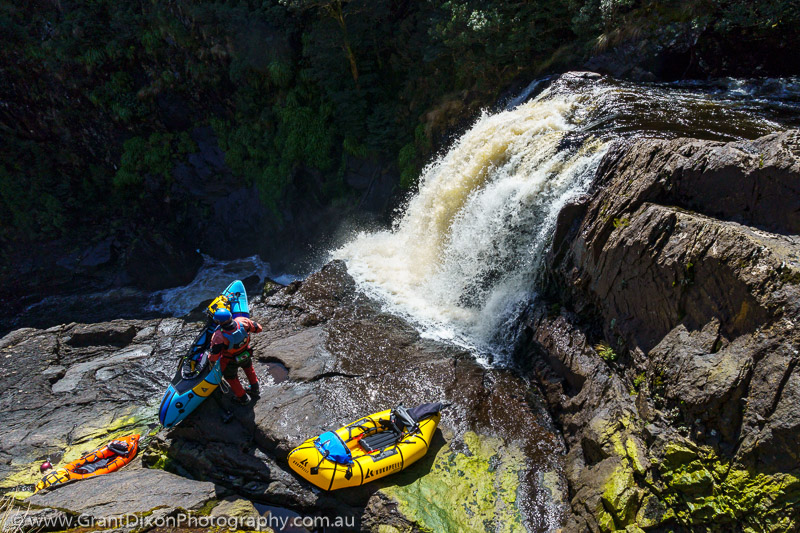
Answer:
247;318;263;334
208;332;225;361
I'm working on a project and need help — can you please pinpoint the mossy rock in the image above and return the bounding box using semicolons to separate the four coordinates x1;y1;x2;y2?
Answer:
662;460;714;495
380;431;529;533
262;279;284;298
600;458;641;527
635;493;674;528
377;526;409;533
659;449;800;531
210;496;261;520
662;442;698;468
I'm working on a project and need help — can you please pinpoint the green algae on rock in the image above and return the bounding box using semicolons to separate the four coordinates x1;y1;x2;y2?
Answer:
3;265;565;528
601;458;640;526
210;496;262;521
527;130;800;532
0;406;156;499
380;431;528;533
659;447;800;532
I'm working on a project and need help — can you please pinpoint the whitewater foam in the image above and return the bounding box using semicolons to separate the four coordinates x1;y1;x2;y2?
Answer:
146;254;280;317
333;73;800;365
334;86;608;364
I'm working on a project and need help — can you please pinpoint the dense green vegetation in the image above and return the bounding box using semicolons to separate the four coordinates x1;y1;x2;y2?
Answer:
0;0;797;250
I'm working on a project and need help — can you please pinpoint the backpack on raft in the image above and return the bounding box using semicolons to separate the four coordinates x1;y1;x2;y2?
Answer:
34;435;140;492
360;403;440;453
311;403;442;464
313;431;353;467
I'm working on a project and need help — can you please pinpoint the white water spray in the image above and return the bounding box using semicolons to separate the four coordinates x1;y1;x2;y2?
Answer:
334;81;609;364
333;71;800;364
145;254;292;316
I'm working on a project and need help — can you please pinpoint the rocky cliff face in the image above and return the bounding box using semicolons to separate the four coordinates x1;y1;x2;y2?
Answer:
1;262;565;532
522;130;800;531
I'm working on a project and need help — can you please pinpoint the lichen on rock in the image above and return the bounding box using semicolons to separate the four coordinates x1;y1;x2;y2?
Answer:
526;129;800;532
1;264;567;530
1;404;156;499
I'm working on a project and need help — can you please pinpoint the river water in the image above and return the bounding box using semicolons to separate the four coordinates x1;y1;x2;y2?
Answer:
9;73;800;357
8;255;297;333
10;74;799;347
6;73;800;532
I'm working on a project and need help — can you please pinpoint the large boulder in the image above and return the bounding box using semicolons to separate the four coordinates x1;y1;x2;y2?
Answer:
28;461;218;518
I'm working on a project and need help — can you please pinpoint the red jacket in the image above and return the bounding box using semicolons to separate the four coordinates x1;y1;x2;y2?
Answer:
209;317;262;361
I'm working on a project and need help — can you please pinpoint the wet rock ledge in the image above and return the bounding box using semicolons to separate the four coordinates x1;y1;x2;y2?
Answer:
522;130;800;532
1;262;565;532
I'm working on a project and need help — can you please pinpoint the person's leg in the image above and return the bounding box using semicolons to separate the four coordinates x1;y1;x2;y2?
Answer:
241;354;259;398
225;376;247;397
242;362;258;385
222;358;247;399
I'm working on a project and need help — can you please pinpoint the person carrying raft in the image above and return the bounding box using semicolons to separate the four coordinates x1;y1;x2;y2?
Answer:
209;308;262;405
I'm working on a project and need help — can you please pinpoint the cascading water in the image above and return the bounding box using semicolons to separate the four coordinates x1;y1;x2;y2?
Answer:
334;73;800;365
335;76;608;363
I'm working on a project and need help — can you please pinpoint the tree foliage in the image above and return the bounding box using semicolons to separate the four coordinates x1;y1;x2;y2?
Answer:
0;0;796;247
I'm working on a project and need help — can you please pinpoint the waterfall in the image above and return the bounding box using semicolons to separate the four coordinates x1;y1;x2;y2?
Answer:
334;76;608;364
333;73;800;365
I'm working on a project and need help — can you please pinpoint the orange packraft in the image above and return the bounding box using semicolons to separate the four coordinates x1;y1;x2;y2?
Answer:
35;434;139;492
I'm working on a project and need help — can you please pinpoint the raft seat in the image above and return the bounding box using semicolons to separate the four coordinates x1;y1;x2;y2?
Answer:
360;429;401;453
73;456;115;475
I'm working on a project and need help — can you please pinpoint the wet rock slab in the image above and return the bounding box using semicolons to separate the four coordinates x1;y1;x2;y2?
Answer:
1;262;567;532
28;463;218;517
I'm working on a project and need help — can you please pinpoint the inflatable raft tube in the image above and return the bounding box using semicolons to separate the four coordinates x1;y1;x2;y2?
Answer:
288;404;441;490
35;434;140;492
158;280;249;428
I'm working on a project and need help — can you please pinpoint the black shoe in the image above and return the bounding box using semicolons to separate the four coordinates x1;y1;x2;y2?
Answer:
233;393;251;406
248;382;260;398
